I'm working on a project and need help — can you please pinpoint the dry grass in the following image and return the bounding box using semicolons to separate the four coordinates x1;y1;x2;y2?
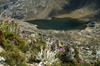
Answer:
55;5;99;19
69;33;87;43
83;27;93;33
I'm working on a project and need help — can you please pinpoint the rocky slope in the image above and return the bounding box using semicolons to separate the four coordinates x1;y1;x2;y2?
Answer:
0;0;68;20
0;0;100;21
16;19;100;64
19;20;100;64
0;18;100;65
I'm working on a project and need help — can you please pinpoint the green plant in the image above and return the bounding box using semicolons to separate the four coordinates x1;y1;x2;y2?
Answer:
60;59;80;66
0;50;6;56
94;61;100;66
0;18;19;33
28;55;40;63
61;45;80;62
3;39;15;50
6;50;27;66
4;31;29;53
0;29;4;46
55;45;82;66
36;46;58;65
0;18;29;66
47;59;62;66
56;51;64;58
27;43;47;63
0;47;27;66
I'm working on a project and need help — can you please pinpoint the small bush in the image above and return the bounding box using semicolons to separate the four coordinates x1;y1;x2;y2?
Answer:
95;61;100;66
36;46;58;65
4;31;29;53
55;45;81;66
0;29;4;46
6;50;27;66
0;48;27;66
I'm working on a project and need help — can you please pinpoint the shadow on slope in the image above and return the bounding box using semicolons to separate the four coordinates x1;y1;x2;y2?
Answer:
49;0;100;19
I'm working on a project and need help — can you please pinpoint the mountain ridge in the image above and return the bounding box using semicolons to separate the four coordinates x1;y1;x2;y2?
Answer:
0;0;100;21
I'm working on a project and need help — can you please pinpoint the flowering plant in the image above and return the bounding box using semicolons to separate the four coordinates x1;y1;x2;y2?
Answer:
79;60;84;66
36;46;58;65
0;17;20;33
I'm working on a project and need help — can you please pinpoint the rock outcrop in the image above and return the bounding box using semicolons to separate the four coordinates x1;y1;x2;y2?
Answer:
0;0;100;21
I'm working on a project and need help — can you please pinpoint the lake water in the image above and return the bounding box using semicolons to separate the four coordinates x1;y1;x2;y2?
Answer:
26;18;86;30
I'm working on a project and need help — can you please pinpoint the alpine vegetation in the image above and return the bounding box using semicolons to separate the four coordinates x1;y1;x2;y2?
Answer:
0;0;100;65
36;46;58;65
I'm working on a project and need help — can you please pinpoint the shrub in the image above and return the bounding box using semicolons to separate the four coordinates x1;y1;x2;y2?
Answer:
4;31;29;53
0;29;4;46
59;45;80;62
6;50;26;66
55;45;81;66
94;61;100;66
0;48;27;66
3;39;15;50
0;18;28;66
27;43;47;63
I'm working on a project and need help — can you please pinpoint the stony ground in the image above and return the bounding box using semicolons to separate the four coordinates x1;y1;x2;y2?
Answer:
0;0;100;21
18;20;100;65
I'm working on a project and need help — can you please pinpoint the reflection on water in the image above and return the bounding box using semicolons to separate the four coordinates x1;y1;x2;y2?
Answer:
26;18;86;30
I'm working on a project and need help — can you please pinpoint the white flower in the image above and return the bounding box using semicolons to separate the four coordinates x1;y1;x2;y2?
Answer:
0;56;5;62
36;47;58;65
38;62;46;66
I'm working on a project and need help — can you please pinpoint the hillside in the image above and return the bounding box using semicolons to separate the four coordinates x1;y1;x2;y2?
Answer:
0;17;100;66
0;0;100;21
1;0;100;66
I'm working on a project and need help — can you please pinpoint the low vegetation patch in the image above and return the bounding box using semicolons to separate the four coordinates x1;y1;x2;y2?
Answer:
0;17;99;66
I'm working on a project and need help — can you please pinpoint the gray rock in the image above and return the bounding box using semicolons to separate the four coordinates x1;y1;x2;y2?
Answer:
39;62;46;66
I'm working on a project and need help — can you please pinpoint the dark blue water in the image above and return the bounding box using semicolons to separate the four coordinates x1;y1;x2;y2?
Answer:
26;18;86;30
